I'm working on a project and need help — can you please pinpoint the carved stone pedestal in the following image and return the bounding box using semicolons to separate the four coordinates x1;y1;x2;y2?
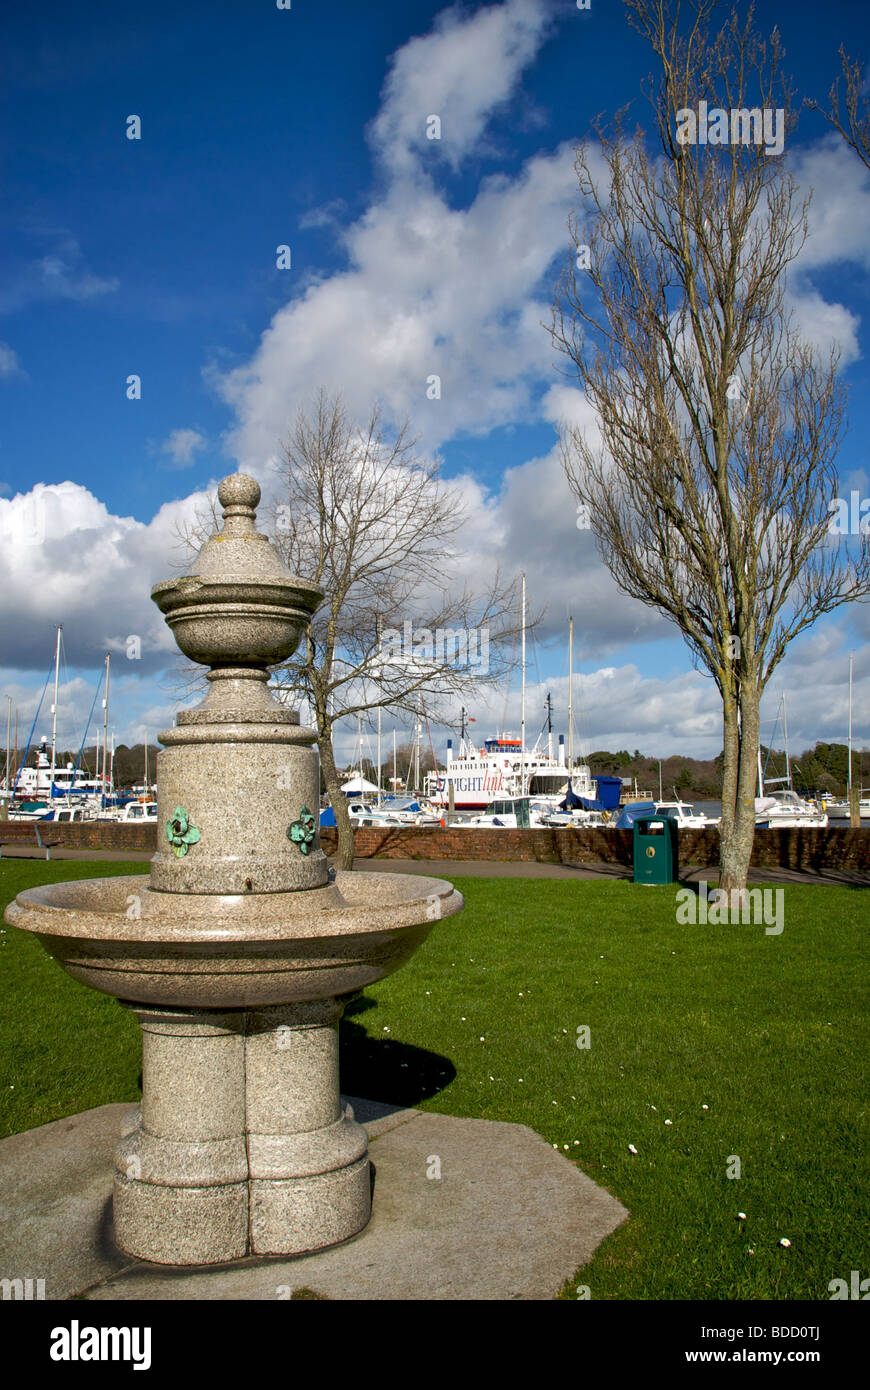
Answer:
114;1000;371;1265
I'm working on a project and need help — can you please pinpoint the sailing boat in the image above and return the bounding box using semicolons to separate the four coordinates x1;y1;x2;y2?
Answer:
817;655;869;821
9;634;114;818
754;693;828;828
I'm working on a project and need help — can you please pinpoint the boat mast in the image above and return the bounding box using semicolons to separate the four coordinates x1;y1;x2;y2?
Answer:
848;653;853;797
49;624;62;802
101;654;110;802
144;736;149;796
4;694;10;799
783;691;790;789
546;692;553;761
568;615;574;773
393;728;397;794
520;573;526;795
376;614;381;806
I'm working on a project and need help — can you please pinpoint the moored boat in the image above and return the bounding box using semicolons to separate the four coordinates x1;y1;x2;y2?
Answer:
754;789;828;828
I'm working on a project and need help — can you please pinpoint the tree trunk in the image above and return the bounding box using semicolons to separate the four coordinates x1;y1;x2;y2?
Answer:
719;680;740;847
719;690;759;894
318;723;355;872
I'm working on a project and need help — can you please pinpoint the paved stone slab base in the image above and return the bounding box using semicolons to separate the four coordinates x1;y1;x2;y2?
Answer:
0;1099;628;1301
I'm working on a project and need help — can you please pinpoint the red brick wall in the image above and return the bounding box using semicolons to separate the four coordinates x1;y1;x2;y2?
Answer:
319;825;870;871
0;820;157;851
2;819;867;871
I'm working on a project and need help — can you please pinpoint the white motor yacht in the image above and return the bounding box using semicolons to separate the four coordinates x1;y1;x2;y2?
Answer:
96;800;158;823
343;799;441;829
816;791;870;822
38;805;89;824
654;800;719;829
7;800;52;821
451;795;555;828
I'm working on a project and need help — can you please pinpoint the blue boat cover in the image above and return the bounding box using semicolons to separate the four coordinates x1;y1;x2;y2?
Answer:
594;776;624;810
319;806;336;827
559;782;606;812
613;800;657;829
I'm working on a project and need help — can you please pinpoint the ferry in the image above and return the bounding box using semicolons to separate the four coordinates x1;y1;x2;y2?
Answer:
424;733;603;812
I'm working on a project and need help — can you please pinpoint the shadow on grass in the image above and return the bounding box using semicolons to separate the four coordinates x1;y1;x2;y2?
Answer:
339;996;455;1106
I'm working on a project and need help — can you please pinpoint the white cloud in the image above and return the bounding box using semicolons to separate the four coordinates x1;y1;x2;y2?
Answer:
370;0;552;175
37;252;117;301
785;287;860;366
790;136;870;274
215;0;583;464
0;341;22;378
0;234;118;313
216;143;583;464
159;428;207;469
0;480;215;674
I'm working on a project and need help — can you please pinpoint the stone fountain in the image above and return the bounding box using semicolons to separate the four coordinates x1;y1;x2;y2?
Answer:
6;473;462;1266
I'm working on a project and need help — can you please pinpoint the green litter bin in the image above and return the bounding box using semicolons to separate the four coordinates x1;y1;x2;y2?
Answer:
632;816;679;885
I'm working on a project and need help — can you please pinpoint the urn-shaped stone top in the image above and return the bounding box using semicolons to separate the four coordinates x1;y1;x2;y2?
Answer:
151;472;323;670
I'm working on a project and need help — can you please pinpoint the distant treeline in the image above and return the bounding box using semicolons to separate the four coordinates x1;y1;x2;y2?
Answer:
586;743;869;798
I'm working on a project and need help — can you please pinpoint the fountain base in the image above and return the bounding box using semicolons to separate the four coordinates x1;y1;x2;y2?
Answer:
113;1000;371;1265
7;869;462;1262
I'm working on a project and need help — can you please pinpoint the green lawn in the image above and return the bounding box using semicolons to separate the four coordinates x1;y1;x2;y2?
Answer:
2;860;867;1300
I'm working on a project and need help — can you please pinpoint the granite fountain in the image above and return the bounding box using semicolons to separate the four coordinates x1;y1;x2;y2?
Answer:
5;473;463;1266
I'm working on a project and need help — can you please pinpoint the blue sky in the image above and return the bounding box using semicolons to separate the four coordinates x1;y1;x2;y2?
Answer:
1;0;869;767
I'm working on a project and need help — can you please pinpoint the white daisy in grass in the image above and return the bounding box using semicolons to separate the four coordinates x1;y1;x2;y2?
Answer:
628;1144;638;1155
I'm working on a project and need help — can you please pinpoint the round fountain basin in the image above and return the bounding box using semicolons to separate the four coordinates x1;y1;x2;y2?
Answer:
5;872;462;1008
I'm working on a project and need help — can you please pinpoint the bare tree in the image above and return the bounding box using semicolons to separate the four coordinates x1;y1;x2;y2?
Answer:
267;389;517;869
811;45;870;169
551;0;870;892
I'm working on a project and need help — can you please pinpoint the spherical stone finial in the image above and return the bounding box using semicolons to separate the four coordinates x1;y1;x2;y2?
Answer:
218;473;261;514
